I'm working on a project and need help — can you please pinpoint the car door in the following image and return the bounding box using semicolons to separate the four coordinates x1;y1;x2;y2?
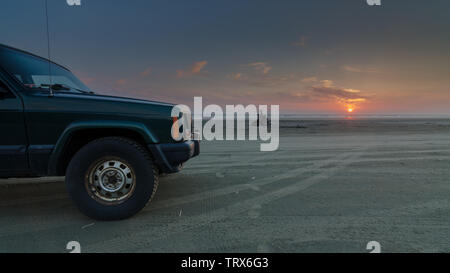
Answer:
0;79;28;176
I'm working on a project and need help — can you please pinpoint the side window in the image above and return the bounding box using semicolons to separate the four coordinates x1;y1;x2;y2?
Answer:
0;80;8;92
0;80;14;98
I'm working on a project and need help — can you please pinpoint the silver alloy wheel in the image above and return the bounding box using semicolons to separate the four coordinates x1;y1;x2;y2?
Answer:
86;157;136;205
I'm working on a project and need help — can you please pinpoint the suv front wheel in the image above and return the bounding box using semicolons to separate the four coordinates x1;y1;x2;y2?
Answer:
66;137;158;221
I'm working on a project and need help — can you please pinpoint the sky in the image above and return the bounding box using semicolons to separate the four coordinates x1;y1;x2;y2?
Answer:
1;0;450;115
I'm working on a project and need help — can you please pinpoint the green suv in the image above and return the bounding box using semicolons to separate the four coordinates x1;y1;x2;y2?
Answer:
0;44;199;220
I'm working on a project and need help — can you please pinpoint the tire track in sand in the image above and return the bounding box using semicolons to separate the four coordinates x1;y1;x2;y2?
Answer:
88;148;367;252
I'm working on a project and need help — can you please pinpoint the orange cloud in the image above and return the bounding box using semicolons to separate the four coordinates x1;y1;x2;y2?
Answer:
228;72;244;80
141;68;153;76
320;80;334;88
301;77;317;83
277;80;371;109
309;80;369;105
116;79;127;86
292;36;308;47
177;61;208;78
248;62;272;75
342;65;380;73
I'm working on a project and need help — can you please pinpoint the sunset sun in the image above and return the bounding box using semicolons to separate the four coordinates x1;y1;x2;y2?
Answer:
347;108;354;113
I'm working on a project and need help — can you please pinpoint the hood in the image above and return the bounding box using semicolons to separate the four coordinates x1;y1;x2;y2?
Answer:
28;90;177;118
85;92;176;107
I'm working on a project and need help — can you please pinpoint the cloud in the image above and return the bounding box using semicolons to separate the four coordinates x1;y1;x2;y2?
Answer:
292;36;308;47
230;73;294;88
140;68;153;77
191;61;208;74
301;77;317;83
116;79;127;86
248;62;272;75
279;80;370;106
233;73;243;80
80;77;95;85
342;65;380;73
228;72;244;80
320;80;334;88
229;63;298;88
177;61;208;78
308;81;369;104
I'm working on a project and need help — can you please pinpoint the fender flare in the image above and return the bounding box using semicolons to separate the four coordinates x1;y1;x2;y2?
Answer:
47;120;159;176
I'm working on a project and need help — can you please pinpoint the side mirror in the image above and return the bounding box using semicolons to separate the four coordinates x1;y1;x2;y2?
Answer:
0;86;9;94
0;80;12;94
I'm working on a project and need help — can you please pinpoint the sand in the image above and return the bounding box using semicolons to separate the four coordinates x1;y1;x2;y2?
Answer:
1;118;450;253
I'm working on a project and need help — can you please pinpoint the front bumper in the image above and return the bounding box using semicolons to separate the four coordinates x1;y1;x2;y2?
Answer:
148;140;200;174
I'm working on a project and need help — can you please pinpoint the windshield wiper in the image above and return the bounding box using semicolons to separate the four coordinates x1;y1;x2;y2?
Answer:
40;83;69;91
72;87;95;94
40;84;94;94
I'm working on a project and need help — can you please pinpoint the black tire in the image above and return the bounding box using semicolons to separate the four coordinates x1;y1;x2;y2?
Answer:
66;137;158;221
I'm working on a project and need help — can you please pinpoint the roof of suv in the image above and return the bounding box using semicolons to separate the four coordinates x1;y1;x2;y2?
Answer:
0;43;70;71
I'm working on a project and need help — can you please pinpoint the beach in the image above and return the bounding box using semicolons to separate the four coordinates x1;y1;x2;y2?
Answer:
1;118;450;253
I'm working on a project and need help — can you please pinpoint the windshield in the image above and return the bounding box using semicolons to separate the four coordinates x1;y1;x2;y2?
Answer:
0;47;91;93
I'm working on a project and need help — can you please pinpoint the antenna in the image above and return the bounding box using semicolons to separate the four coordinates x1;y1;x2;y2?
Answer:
44;0;53;97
